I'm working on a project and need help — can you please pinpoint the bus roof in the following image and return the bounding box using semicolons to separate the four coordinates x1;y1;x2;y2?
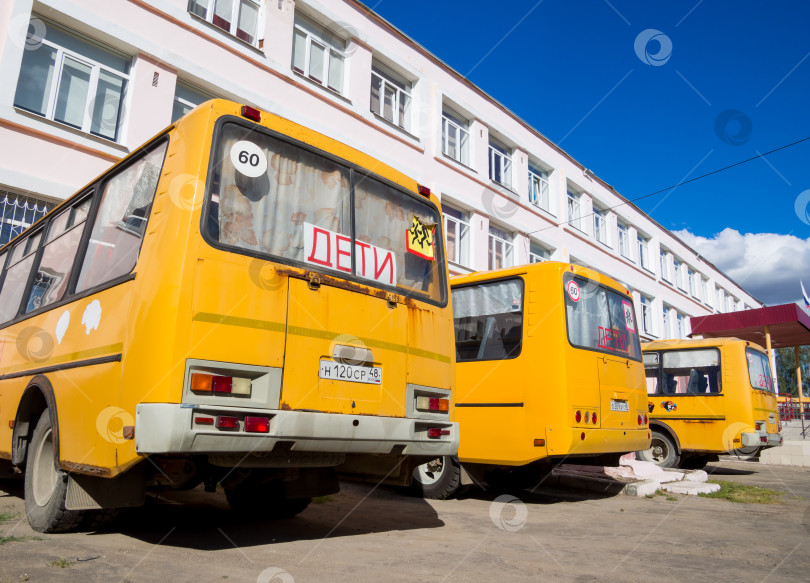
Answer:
642;337;767;354
450;262;631;296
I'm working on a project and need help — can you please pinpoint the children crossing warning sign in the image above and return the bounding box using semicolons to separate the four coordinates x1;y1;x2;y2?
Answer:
406;216;435;260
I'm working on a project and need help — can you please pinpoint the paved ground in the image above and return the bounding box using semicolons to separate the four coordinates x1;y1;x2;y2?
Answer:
1;461;808;583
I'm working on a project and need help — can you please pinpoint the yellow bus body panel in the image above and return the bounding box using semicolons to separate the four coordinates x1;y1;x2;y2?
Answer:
453;262;650;466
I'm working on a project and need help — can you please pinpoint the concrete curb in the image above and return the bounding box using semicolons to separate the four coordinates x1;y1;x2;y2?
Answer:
552;461;714;498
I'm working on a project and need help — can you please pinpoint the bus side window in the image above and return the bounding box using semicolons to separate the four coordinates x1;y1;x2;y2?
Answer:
75;142;168;293
645;367;658;394
0;233;42;323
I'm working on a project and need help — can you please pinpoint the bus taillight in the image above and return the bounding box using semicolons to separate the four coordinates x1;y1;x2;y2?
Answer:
241;105;261;122
416;397;449;413
575;410;582;423
191;373;251;396
244;416;270;433
592;412;597;424
216;416;239;430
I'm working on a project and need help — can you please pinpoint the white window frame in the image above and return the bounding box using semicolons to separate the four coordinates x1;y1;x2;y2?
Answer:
15;22;130;142
674;260;687;291
617;222;631;259
488;227;514;270
640;295;656;337
676;312;687;338
528;166;550;213
688;268;699;299
188;0;263;46
593;208;608;245
443;207;470;267
663;307;672;337
442;110;470;165
489;141;513;189
567;191;583;231
529;243;550;264
638;236;652;272
370;64;413;132
660;250;670;282
702;278;712;306
292;16;346;94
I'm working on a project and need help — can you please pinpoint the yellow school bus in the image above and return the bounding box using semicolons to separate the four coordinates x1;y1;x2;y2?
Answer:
638;337;782;468
0;100;457;532
412;262;650;498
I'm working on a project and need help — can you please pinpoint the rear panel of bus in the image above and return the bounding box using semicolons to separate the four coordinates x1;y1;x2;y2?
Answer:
453;263;649;466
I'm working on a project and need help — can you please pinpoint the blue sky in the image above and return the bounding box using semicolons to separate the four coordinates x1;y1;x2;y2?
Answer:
373;0;810;305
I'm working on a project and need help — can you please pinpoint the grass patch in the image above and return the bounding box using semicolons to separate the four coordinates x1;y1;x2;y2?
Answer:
49;558;73;568
0;535;42;546
312;496;334;505
700;481;784;504
0;510;16;525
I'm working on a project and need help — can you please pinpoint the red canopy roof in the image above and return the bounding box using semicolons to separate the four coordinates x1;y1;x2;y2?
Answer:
689;303;810;348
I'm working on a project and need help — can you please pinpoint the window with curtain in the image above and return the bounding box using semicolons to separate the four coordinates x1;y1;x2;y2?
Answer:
205;122;446;303
443;206;469;266
528;166;550;213
442;109;470;165
487;225;513;270
292;15;346;94
14;16;130;141
188;0;262;45
567;191;582;231
488;140;512;189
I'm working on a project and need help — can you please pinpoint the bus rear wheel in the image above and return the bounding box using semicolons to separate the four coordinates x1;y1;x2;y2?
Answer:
24;413;85;533
636;430;681;468
411;456;461;499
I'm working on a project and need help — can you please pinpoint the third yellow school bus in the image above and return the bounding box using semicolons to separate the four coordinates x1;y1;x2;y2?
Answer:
413;262;650;498
0;100;457;532
638;337;782;468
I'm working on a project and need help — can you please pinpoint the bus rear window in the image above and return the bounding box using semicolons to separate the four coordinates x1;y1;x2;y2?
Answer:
453;278;523;362
746;349;774;392
564;274;641;361
206;122;445;304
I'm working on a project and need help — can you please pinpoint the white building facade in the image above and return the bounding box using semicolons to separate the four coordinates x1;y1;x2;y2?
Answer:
0;0;761;338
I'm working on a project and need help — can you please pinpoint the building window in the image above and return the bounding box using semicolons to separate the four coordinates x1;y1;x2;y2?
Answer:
442;109;470;165
617;222;631;259
188;0;262;45
675;311;687;338
0;192;51;247
688;268;700;299
370;63;412;132
716;288;725;312
640;295;655;336
528;166;550;213
702;278;711;306
663;306;672;337
638;235;652;271
489;140;512;189
443;206;470;267
172;81;215;122
292;15;346;94
593;208;608;245
660;249;670;282
529;242;550;264
567;191;583;231
488;225;513;270
674;259;687;291
14;17;130;142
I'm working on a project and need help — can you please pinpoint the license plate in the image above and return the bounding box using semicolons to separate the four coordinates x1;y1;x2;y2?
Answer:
610;400;629;412
319;360;382;385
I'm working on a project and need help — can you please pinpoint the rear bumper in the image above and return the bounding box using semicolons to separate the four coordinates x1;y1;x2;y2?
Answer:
135;403;458;457
554;427;651;457
741;431;783;449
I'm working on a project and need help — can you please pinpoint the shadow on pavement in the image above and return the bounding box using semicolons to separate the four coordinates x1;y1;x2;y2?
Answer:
704;464;756;476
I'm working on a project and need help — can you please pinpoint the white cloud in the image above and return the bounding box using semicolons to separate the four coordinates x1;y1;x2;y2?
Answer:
674;228;810;306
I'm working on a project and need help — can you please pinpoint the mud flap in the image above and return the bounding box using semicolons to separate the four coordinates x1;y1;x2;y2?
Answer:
66;466;146;510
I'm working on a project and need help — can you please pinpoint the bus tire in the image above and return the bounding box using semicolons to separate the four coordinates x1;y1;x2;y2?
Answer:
636;430;680;468
411;456;461;499
225;480;311;520
24;413;85;533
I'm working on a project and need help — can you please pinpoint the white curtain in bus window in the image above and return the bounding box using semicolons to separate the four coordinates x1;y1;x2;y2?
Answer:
76;143;168;292
0;234;41;323
452;279;523;361
25;199;91;312
643;352;660;394
661;349;721;394
214;125;350;264
354;174;441;299
746;349;773;391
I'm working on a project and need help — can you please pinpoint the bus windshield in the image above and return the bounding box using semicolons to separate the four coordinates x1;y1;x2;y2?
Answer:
564;274;641;361
746;348;774;392
205;121;446;303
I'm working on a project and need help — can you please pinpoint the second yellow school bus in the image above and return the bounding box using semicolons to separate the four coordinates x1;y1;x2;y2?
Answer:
412;262;650;498
638;337;782;468
0;100;458;532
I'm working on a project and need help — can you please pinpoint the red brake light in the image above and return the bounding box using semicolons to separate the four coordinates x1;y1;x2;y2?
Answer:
644;414;648;424
241;105;261;122
212;376;233;393
427;427;450;438
244;416;270;433
417;185;431;197
194;416;215;425
592;412;597;424
216;416;239;429
638;415;642;426
575;410;582;423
